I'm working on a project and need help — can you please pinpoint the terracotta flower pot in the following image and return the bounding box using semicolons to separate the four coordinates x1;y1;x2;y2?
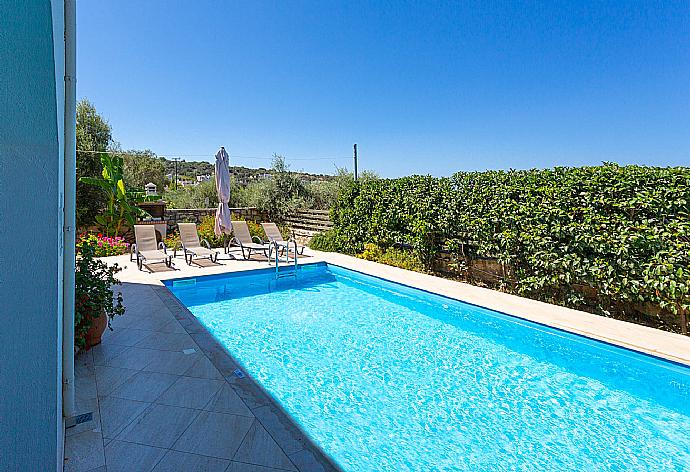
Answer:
85;311;108;349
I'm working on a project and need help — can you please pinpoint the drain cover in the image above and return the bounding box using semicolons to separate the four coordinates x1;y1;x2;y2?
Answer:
65;412;93;429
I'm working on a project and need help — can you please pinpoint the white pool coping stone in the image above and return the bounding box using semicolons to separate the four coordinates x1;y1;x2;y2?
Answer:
106;248;690;367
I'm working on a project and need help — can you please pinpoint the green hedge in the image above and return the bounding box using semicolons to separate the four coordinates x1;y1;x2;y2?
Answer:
330;164;690;318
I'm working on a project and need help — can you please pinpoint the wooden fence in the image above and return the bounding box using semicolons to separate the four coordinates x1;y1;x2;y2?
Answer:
285;209;333;235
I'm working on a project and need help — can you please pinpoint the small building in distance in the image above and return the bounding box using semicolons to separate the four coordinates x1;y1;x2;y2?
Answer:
145;182;158;195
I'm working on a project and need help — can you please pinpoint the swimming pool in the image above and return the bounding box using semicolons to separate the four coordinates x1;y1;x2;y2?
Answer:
166;263;690;471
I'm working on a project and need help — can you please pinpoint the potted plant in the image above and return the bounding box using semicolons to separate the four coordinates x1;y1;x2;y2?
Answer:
75;244;125;349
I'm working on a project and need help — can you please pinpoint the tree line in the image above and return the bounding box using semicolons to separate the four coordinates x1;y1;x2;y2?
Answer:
76;99;374;227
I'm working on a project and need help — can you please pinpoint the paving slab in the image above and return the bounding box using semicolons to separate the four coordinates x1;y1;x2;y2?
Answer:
155;376;224;409
151;450;230;472
116;403;199;448
172;410;254;460
103;440;167;472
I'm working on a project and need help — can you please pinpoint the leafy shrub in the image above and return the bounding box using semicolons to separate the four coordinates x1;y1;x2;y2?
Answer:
164;179;244;209
77;232;129;257
357;243;424;272
358;242;384;261
331;164;690;320
164;232;181;252
235;156;309;224
197;215;225;247
309;229;342;252
75;245;124;349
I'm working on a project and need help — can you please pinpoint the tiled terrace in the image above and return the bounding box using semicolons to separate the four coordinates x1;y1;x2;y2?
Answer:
64;246;690;471
64;249;337;472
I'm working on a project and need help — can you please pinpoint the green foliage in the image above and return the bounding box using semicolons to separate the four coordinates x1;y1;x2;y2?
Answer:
164;179;243;209
75;245;124;348
235;164;380;219
76;99;112;226
129;192;162;202
197;215;225;248
76;232;129;257
305;167;379;210
308;229;342;252
163;232;181;253
237;156;309;223
331;164;690;317
121;149;168;190
357;243;424;272
80;153;147;237
163;159;214;177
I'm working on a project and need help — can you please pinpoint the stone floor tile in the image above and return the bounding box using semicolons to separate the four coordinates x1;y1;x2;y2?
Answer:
172;411;254;460
126;312;177;332
104;439;167;472
109;371;179;402
106;346;159;370
227;463;289;472
156;376;224;409
142;349;203;375
233;421;296;471
92;343;129;366
158;319;188;334
75;350;95;377
135;332;198;351
99;396;151;439
82;467;107;472
117;403;199;448
75;373;98;403
94;365;139;397
204;383;254;417
64;430;105;472
184;355;225;379
102;327;152;347
151;450;230;472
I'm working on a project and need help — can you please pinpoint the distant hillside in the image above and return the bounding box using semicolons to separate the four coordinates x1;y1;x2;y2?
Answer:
162;157;334;185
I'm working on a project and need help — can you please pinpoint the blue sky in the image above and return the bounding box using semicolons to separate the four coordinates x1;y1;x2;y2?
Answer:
78;1;689;177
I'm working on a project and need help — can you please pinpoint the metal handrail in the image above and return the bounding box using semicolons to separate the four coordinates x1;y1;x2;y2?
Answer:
273;239;298;278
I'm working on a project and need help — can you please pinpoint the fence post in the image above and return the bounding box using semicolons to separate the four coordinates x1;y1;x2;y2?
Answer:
353;143;358;181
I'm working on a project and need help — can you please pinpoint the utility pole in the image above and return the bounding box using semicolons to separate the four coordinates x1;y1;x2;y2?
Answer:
172;157;180;190
353;143;358;181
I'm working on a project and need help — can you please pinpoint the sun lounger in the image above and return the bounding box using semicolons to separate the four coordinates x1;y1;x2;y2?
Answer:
131;225;172;271
178;222;220;265
228;220;270;260
261;222;305;258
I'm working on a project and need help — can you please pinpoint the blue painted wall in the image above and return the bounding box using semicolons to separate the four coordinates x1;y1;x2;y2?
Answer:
0;1;65;470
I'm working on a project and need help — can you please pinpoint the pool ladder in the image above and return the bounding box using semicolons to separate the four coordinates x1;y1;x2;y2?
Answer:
272;240;298;279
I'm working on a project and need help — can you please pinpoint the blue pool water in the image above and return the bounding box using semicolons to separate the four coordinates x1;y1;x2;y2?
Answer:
167;263;690;471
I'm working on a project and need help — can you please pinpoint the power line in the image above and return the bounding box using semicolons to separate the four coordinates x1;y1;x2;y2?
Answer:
76;149;351;161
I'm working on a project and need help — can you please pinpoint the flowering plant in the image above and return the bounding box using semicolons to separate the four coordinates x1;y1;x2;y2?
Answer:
77;232;129;257
75;244;124;348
